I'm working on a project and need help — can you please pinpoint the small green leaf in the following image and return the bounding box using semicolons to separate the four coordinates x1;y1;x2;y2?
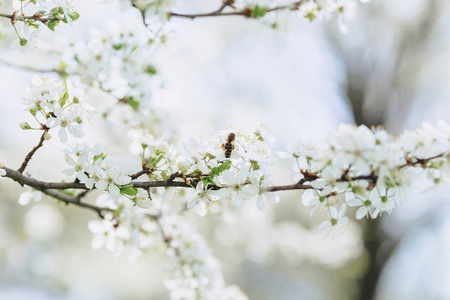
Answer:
127;97;139;111
155;153;164;164
50;7;59;17
252;5;268;18
211;160;231;176
120;185;138;196
93;153;106;162
112;43;124;50
202;177;216;186
205;153;216;160
29;107;38;116
161;171;169;180
70;12;80;21
250;159;260;170
28;21;39;29
304;11;316;22
59;91;69;107
144;65;157;75
47;19;59;31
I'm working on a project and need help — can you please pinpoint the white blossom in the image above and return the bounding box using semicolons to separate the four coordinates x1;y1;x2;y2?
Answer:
215;169;259;208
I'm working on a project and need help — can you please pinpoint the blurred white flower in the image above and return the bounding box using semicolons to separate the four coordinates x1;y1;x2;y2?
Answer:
95;156;132;198
187;181;219;216
318;204;349;237
216;169;259;208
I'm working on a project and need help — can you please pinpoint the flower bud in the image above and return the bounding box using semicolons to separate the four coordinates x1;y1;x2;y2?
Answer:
43;132;52;140
177;159;189;173
20;122;31;130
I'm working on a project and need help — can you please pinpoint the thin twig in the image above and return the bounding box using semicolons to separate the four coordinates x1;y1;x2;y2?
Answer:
17;131;46;174
0;13;61;23
0;59;59;74
169;0;304;20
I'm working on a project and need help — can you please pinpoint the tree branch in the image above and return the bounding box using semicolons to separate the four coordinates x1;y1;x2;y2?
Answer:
0;13;61;23
2;166;162;219
169;1;304;20
17;131;46;174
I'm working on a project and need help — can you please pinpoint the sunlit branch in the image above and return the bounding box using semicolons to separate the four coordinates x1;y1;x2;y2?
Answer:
0;12;61;23
2;166;161;219
17;131;47;173
168;0;304;20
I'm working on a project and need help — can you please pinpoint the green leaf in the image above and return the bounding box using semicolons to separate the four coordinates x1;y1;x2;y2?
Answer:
28;21;39;29
50;7;60;17
120;186;138;196
211;160;231;176
217;160;231;172
304;11;316;22
29;107;38;117
70;12;80;21
47;19;59;31
250;159;260;170
205;152;216;160
93;153;106;162
59;91;69;107
161;171;170;180
154;153;164;165
202;177;216;186
112;43;125;50
144;65;157;75
252;5;268;18
127;97;139;111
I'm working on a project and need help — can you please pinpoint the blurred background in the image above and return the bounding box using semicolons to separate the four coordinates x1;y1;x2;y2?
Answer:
1;0;450;299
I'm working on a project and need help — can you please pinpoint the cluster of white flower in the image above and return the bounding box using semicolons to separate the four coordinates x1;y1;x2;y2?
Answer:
8;0;79;54
276;122;450;236
161;215;248;300
234;0;370;32
21;76;92;143
312;0;371;32
88;194;159;259
57;22;171;133
62;144;135;198
181;123;280;215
